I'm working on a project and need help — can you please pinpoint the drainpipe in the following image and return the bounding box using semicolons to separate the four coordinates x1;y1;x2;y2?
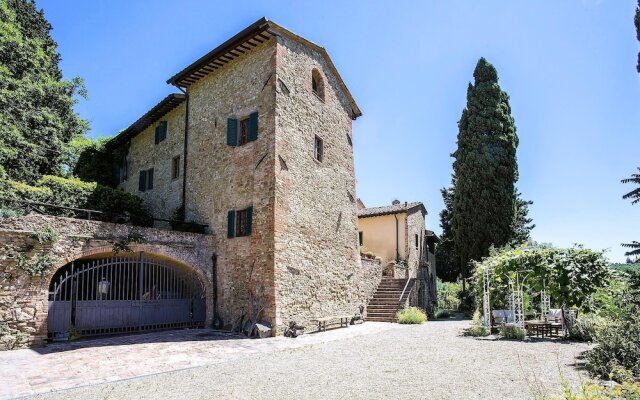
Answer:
175;86;189;221
393;213;400;262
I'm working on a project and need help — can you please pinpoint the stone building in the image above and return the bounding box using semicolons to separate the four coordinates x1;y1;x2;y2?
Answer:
357;200;439;313
104;17;377;335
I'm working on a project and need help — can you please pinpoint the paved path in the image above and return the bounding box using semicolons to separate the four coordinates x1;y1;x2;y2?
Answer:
3;320;591;400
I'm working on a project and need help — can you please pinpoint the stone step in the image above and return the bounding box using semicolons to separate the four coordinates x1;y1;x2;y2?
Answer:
368;302;401;306
368;306;399;310
366;317;396;322
371;294;402;297
367;313;397;319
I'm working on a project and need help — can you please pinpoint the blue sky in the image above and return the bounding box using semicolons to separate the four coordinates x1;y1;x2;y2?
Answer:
38;0;640;262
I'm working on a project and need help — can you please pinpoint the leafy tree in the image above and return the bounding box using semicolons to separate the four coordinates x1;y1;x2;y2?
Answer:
622;167;640;205
622;168;640;261
451;58;521;278
73;136;120;187
0;0;87;184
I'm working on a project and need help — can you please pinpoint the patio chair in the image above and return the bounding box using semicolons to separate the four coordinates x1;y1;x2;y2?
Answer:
503;310;515;324
492;310;506;326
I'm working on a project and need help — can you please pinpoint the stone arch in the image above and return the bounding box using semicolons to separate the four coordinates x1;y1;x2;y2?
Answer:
45;245;213;340
311;68;325;101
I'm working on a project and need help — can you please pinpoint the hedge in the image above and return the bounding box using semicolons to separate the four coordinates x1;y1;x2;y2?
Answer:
0;175;152;226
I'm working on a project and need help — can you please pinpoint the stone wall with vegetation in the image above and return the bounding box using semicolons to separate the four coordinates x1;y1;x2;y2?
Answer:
0;214;214;350
272;34;365;332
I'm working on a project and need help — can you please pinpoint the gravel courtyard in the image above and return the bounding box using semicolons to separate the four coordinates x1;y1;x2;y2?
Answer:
17;319;591;400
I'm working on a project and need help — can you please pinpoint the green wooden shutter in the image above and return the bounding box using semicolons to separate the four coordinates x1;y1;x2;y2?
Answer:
248;112;258;142
227;118;238;146
154;127;160;144
139;170;147;192
147;168;154;190
159;121;167;142
245;206;253;235
227;210;235;238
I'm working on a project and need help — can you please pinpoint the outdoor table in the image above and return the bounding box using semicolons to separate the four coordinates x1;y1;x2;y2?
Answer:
525;320;553;338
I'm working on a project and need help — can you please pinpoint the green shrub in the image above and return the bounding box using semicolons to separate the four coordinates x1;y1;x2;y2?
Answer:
437;279;462;310
569;314;604;342
435;309;453;319
585;316;640;382
466;310;490;337
6;180;53;203
544;379;640;400
0;175;152;227
469;324;490;337
396;307;427;324
30;226;60;243
37;175;94;212
0;208;19;219
88;185;152;226
501;324;526;340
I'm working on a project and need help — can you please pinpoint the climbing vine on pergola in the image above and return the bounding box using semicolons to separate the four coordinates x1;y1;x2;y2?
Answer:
474;245;610;328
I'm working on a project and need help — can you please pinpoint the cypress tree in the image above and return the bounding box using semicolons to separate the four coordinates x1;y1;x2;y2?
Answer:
435;185;460;282
451;58;520;277
510;190;535;246
636;0;639;72
0;0;87;183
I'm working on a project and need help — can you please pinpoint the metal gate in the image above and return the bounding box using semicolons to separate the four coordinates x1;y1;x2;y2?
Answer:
48;252;206;339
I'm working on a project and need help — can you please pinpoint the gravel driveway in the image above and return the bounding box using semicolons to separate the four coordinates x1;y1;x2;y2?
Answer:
25;319;590;400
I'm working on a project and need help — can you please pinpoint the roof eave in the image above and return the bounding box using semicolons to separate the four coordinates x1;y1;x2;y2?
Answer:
106;93;186;149
166;17;271;88
165;18;362;120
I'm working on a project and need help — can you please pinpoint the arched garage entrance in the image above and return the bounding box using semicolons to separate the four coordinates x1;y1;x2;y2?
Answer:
48;252;206;339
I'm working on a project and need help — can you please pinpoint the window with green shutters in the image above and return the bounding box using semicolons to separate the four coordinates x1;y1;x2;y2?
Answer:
227;112;258;147
155;121;167;144
248;112;258;141
147;168;154;190
139;170;147;192
227;206;253;238
138;168;154;192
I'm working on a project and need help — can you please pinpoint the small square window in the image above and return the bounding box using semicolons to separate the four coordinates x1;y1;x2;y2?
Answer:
172;156;180;180
239;118;249;146
236;209;249;237
314;135;323;162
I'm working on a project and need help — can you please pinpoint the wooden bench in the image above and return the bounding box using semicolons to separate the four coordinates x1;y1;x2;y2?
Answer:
310;315;352;332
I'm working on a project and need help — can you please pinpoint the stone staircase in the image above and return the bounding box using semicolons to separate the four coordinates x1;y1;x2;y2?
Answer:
366;278;416;322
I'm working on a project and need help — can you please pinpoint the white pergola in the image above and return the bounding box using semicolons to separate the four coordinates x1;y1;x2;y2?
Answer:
482;268;550;329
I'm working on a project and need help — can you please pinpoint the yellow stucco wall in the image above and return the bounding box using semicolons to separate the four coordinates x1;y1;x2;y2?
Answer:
357;213;407;263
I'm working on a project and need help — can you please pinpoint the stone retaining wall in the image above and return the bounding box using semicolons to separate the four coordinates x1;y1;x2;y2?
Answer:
0;214;215;350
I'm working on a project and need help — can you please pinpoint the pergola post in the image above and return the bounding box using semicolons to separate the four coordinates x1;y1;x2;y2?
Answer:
482;269;491;327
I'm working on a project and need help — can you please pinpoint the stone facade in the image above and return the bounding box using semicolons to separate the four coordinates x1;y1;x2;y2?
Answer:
272;34;364;329
0;214;215;350
104;20;371;335
119;104;186;224
183;39;278;331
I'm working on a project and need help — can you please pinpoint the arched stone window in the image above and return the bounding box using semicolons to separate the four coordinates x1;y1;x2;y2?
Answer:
311;68;325;101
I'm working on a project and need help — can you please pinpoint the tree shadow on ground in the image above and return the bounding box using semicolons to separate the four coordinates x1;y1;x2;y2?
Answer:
33;328;246;354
